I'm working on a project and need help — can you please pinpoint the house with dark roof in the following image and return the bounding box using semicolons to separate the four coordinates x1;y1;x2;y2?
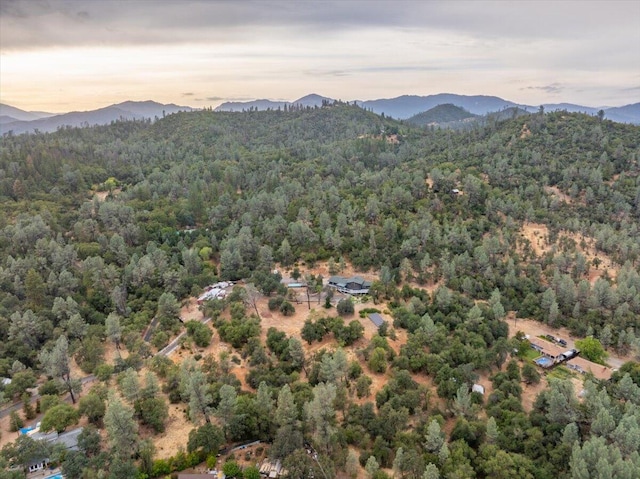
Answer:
327;276;372;295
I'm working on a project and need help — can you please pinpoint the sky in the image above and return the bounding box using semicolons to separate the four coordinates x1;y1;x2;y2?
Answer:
1;0;639;113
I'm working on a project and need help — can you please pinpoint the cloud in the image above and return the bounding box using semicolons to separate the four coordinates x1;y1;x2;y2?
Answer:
303;69;350;77
205;96;254;102
2;0;638;50
522;83;564;94
1;0;638;109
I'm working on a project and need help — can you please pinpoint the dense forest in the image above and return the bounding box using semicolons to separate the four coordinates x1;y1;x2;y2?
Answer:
0;103;639;479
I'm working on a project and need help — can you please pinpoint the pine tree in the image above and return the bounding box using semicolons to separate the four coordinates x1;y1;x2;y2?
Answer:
104;394;139;459
39;335;81;403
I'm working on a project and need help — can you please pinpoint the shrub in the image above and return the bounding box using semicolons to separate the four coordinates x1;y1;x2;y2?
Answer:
280;301;295;316
152;331;169;350
223;461;242;478
9;411;23;432
186;320;212;347
38;380;62;397
337;298;354;316
268;296;285;311
40;394;62;414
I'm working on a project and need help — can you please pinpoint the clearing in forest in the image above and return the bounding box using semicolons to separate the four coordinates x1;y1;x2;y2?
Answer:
519;222;617;283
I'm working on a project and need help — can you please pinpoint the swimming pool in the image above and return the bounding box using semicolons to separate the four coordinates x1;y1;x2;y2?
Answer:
45;474;63;479
534;357;554;368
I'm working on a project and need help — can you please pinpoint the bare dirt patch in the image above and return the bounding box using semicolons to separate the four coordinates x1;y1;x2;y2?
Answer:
519;222;550;257
519;222;617;283
149;401;194;459
92;188;122;202
544;185;573;205
0;413;19;450
180;297;204;322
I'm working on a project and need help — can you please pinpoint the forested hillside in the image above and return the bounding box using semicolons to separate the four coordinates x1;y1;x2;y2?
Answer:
1;104;640;479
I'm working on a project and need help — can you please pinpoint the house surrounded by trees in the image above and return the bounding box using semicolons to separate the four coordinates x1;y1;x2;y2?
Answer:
327;276;372;294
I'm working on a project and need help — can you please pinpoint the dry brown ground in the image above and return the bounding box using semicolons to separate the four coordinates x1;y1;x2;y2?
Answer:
544;185;574;205
92;188;122;202
0;413;18;449
148;400;193;458
519;222;617;283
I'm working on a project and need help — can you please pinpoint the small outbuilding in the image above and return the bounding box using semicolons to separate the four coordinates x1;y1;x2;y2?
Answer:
472;384;485;395
368;313;385;328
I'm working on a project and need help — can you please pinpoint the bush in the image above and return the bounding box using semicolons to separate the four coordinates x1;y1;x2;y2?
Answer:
244;465;261;479
222;461;242;478
280;301;295;316
40;403;79;433
337;298;354;316
9;411;23;432
152;459;171;477
575;337;608;364
369;347;388;373
38;380;62;397
135;397;168;433
268;296;285;311
356;375;372;398
78;393;106;425
152;331;170;350
39;394;62;414
359;308;381;318
94;363;114;382
522;362;541;384
301;319;326;344
186;320;212;347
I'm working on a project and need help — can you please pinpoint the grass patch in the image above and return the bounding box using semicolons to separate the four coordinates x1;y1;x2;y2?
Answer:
521;348;541;361
359;307;381;318
547;365;575;380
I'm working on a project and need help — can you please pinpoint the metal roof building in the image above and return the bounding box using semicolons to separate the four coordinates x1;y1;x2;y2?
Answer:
369;313;385;328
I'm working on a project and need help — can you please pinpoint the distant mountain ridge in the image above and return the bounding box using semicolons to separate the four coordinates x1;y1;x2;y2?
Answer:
214;93;333;112
0;103;55;123
0;101;193;135
359;94;519;118
2;95;638;135
216;93;640;124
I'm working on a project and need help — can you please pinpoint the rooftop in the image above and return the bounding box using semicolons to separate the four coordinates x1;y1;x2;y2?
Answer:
369;313;385;328
566;357;613;381
529;337;566;358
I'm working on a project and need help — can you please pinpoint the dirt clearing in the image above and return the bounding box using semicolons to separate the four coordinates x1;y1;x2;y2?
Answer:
519;222;617;283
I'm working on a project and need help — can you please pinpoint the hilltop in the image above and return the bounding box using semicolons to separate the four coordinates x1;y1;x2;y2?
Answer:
406;104;477;127
0;100;193;135
1;105;639;479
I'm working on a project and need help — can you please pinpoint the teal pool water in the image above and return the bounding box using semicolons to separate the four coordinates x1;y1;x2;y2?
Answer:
535;357;554;367
19;425;36;435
